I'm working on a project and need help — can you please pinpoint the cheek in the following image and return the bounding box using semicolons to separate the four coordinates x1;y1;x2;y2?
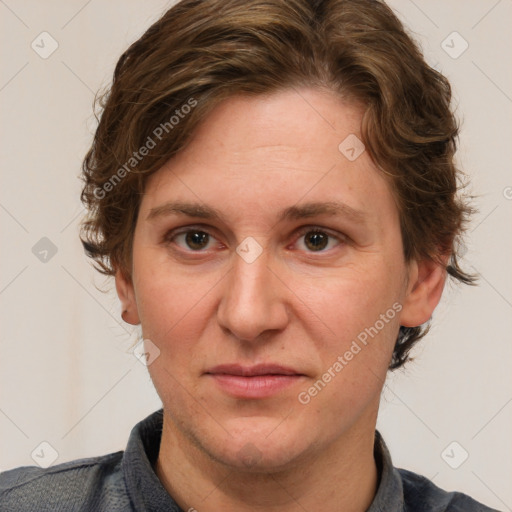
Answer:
134;272;216;411
300;266;402;338
132;255;218;360
296;274;401;427
294;266;402;392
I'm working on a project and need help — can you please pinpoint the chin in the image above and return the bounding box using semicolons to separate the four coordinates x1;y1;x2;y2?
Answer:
217;443;306;474
201;419;315;473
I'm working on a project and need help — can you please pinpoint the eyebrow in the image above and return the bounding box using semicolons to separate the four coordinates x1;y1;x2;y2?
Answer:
147;201;224;221
146;200;367;225
280;201;367;225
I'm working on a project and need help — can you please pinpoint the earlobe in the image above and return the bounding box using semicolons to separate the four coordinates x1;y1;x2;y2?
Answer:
400;257;448;328
115;269;141;325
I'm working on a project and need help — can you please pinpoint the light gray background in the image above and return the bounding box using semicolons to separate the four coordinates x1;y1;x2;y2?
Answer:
0;0;511;508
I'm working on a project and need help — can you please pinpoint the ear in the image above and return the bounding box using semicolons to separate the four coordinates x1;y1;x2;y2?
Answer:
400;256;449;328
115;269;140;325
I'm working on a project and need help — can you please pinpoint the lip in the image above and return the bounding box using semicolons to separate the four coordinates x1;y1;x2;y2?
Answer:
205;364;305;399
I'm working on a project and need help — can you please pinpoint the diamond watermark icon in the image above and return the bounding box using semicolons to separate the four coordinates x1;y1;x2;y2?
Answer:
237;442;263;468
236;236;263;264
441;32;468;59
31;441;59;468
133;338;161;366
457;238;468;259
338;134;365;162
32;237;58;263
441;441;469;469
31;31;59;59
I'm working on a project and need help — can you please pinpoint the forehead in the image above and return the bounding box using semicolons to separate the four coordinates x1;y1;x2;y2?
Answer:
140;88;398;228
179;87;365;164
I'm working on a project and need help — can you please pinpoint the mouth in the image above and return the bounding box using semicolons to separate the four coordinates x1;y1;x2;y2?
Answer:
205;364;306;399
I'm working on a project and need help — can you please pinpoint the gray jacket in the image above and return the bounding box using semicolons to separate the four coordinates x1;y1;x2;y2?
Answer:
0;410;501;511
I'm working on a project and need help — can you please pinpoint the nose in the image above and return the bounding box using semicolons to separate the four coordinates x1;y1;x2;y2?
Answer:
216;249;290;342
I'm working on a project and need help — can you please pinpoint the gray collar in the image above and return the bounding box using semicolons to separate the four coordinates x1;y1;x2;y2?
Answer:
122;410;405;512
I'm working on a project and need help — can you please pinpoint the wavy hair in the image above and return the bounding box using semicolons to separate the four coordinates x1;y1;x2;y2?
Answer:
80;0;476;369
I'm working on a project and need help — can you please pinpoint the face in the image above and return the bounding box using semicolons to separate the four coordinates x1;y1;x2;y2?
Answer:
117;87;445;471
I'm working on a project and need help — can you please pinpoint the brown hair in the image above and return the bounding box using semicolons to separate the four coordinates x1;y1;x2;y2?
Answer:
80;0;475;369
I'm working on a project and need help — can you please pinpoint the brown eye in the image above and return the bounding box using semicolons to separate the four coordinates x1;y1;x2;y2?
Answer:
304;231;329;251
184;231;210;250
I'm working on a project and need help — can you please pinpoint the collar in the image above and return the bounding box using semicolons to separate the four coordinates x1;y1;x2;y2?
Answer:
122;409;404;511
122;410;181;511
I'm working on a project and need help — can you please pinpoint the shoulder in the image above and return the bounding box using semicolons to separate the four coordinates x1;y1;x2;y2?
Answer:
0;451;131;512
399;468;501;512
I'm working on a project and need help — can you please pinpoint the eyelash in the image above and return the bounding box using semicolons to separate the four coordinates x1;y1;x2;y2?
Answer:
292;226;344;252
163;224;346;255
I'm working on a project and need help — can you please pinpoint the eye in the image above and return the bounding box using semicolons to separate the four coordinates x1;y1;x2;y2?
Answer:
294;228;342;252
170;229;217;251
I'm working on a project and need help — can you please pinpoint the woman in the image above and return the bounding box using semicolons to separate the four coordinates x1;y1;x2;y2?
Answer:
0;0;500;510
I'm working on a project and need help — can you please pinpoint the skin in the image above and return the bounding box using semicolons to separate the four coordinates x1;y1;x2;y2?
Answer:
116;87;447;511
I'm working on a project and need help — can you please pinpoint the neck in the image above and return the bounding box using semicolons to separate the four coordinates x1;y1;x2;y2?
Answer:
155;413;379;512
